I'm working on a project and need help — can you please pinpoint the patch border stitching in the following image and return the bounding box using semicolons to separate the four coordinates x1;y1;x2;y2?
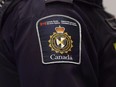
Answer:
36;14;82;64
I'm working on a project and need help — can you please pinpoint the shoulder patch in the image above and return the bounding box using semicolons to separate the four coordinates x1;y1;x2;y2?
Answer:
113;42;116;50
36;15;81;64
106;17;116;31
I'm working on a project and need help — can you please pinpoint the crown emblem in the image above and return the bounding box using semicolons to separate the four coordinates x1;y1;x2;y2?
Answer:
55;26;65;33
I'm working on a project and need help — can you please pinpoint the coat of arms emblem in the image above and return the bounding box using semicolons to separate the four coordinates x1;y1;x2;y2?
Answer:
48;26;73;54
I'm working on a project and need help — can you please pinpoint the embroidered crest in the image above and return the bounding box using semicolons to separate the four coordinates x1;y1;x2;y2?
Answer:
48;26;73;54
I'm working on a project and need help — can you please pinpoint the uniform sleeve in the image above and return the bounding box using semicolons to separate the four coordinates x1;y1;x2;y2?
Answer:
0;5;20;87
99;32;116;87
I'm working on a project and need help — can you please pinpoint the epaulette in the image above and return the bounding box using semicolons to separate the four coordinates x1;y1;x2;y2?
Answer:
0;0;12;32
0;0;5;8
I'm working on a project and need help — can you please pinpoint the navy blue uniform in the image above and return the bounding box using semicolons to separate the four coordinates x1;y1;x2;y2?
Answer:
0;0;116;87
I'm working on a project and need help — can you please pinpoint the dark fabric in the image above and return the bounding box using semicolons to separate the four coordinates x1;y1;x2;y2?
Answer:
0;0;116;87
0;0;12;31
75;0;103;8
74;2;116;87
78;0;102;5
